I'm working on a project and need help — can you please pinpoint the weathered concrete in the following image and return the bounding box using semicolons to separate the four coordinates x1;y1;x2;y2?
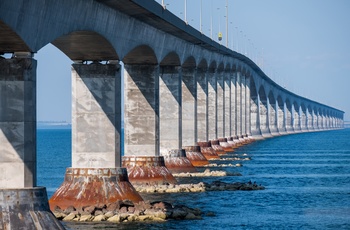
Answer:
124;64;159;156
207;68;217;140
159;65;181;156
196;68;208;142
183;146;209;166
182;67;197;146
0;58;36;188
122;156;177;185
71;63;121;168
0;187;64;229
49;168;143;210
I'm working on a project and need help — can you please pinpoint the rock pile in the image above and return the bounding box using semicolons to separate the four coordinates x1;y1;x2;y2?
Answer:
172;169;242;177
134;181;264;193
52;200;202;223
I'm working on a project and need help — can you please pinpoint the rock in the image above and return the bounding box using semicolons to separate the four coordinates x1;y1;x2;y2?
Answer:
185;213;197;220
83;205;96;214
79;214;93;222
206;211;216;217
171;208;188;219
93;214;107;222
53;211;66;220
94;210;104;216
107;214;122;223
104;211;115;218
137;215;152;221
151;201;173;210
63;213;76;221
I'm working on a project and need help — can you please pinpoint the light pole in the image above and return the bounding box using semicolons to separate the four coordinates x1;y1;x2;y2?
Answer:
184;0;188;24
200;0;202;33
226;0;228;48
210;0;213;39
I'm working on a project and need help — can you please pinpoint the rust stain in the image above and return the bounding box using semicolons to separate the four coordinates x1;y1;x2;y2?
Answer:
49;168;143;211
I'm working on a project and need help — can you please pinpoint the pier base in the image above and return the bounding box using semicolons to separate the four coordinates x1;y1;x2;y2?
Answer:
0;187;64;229
210;139;226;155
122;156;177;185
197;141;220;160
49;168;142;210
183;146;209;166
218;138;234;152
163;149;197;173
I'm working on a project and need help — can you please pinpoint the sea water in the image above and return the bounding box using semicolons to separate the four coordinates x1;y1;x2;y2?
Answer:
37;128;350;229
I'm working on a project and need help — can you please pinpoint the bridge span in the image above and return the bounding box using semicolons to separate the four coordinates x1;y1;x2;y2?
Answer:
0;0;344;228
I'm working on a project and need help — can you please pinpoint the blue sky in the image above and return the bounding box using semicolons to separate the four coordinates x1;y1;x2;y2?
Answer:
36;0;350;122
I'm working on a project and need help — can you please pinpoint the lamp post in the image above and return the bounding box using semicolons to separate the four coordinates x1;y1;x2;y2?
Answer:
200;0;202;33
184;0;188;24
226;0;228;48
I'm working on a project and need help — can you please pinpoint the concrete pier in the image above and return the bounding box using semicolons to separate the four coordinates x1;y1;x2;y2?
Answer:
0;57;64;229
50;63;141;209
123;64;175;184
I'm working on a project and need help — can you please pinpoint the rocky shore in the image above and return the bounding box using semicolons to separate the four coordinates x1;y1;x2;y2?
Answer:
53;181;264;223
134;181;264;193
172;169;242;177
53;200;202;223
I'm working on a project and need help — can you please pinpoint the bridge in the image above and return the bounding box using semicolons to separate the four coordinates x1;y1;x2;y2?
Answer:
0;0;344;228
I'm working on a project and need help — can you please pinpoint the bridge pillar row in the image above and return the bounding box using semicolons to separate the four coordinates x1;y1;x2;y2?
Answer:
50;62;142;211
122;64;176;185
0;57;64;229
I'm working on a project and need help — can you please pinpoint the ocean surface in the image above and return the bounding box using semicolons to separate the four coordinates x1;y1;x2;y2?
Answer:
37;128;350;229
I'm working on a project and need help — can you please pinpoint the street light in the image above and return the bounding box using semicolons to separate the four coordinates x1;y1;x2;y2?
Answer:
200;0;202;33
184;0;188;24
226;0;228;48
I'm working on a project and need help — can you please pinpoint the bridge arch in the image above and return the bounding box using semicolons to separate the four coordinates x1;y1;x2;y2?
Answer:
123;45;158;65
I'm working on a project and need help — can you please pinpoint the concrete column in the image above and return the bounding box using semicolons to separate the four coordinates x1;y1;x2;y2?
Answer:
245;76;251;136
230;71;236;137
122;64;176;185
216;70;224;138
224;70;231;138
0;57;64;229
269;98;277;134
0;58;36;188
182;67;196;146
207;68;217;140
159;66;195;173
124;64;159;156
276;99;285;134
50;63;143;210
71;63;121;168
250;90;259;136
182;68;209;166
259;94;268;135
241;74;246;137
286;103;293;132
159;66;181;155
196;68;208;142
313;110;318;129
236;72;242;137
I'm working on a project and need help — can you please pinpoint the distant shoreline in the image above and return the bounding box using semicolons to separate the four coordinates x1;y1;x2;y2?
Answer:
37;122;71;129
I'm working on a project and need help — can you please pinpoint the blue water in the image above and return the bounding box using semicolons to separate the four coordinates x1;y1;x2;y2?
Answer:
37;128;350;229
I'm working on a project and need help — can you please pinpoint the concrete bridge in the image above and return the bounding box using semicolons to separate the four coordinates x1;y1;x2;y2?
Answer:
0;0;344;228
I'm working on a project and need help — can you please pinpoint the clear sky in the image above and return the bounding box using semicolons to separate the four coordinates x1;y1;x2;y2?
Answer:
36;0;350;122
